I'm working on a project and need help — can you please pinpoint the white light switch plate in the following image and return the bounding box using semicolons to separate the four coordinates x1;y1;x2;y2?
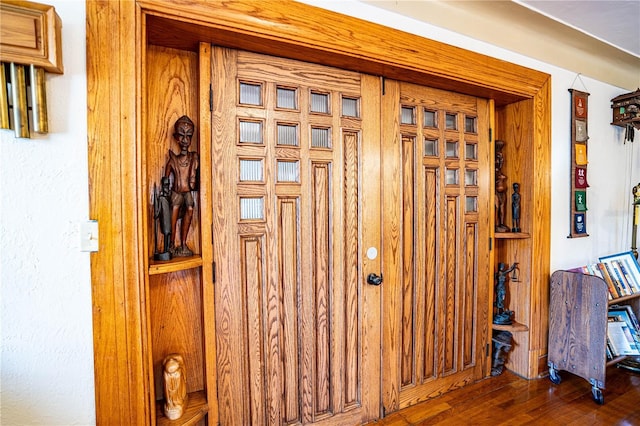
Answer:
80;220;99;252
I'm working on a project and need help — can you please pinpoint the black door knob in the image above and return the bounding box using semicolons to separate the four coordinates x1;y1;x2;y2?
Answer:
367;273;383;286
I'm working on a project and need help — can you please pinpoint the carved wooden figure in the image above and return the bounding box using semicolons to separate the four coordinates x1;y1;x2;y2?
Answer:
491;330;513;376
495;140;510;232
153;176;173;261
164;115;199;257
162;353;188;420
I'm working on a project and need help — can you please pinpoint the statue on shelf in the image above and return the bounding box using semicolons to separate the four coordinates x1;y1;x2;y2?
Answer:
494;262;518;325
153;177;173;261
511;182;521;233
163;353;188;420
164;115;199;257
491;330;513;376
495;140;510;232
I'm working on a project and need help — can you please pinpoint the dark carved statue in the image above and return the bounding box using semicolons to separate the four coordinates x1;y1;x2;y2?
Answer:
512;182;521;232
494;262;518;325
495;140;510;232
164;115;199;257
491;330;513;376
153;177;173;261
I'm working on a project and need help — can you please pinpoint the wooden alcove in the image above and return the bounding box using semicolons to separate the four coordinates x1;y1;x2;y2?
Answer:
87;1;551;424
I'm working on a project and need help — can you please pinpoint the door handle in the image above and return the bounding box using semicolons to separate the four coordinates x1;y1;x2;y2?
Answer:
367;273;383;286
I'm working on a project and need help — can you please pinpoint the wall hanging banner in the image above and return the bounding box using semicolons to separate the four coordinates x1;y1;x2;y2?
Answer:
574;213;587;234
575;190;587;211
575;167;589;188
569;88;590;238
575;143;588;165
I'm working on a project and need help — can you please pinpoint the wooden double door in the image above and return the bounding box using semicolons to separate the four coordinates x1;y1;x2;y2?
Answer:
211;46;491;425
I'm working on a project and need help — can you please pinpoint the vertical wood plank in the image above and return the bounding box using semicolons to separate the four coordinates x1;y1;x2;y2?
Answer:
242;236;266;425
464;224;477;367
343;131;360;407
423;168;438;380
401;135;415;387
381;78;402;413
444;196;458;374
279;198;301;423
313;162;331;416
87;1;147;424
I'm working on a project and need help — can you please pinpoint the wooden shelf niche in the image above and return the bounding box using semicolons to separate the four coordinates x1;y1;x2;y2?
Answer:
491;96;551;380
143;42;214;425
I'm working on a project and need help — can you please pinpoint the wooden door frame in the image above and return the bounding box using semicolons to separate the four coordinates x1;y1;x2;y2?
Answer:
87;1;550;424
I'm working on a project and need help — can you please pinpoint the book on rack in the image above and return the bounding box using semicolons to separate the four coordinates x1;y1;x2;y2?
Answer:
594;262;619;299
607;317;640;356
570;251;640;300
609;305;640;352
599;251;640;299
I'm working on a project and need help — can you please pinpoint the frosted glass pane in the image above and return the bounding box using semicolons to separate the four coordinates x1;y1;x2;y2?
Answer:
278;161;299;182
240;197;264;220
424;138;438;156
311;127;330;148
466;196;477;212
465;116;477;133
277;124;298;146
277;87;297;109
465;169;477;186
445;113;457;130
424;110;436;127
311;92;329;113
465;143;477;160
239;159;263;181
239;82;262;105
446;141;458;158
342;97;359;117
401;106;415;124
239;121;262;144
445;169;458;185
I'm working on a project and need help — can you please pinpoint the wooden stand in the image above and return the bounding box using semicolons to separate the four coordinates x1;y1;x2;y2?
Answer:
548;270;640;404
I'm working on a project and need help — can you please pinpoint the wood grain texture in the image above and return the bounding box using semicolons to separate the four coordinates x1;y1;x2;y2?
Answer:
494;84;551;379
0;0;63;73
141;0;547;105
145;45;200;260
367;367;640;425
382;82;490;413
88;1;148;424
548;271;608;388
212;47;377;425
149;270;204;397
88;1;551;423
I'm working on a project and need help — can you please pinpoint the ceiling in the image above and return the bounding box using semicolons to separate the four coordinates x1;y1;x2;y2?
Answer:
360;0;640;90
518;0;640;57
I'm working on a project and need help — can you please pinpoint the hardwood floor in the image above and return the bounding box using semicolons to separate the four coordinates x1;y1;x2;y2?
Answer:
367;365;640;425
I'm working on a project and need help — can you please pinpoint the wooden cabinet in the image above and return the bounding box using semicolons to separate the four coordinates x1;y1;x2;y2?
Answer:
547;270;640;404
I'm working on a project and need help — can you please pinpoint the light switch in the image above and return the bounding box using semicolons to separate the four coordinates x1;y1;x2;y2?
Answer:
80;220;99;252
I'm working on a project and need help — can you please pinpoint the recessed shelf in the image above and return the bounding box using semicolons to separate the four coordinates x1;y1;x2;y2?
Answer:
492;320;528;332
494;232;530;239
156;390;208;426
149;256;203;275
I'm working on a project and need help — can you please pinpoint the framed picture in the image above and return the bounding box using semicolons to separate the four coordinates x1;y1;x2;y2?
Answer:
599;251;640;295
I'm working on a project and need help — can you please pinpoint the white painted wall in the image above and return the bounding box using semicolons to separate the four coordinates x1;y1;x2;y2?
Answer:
0;0;636;424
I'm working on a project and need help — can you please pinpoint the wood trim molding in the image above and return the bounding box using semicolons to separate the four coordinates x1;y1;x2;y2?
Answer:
138;0;548;106
87;0;551;423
